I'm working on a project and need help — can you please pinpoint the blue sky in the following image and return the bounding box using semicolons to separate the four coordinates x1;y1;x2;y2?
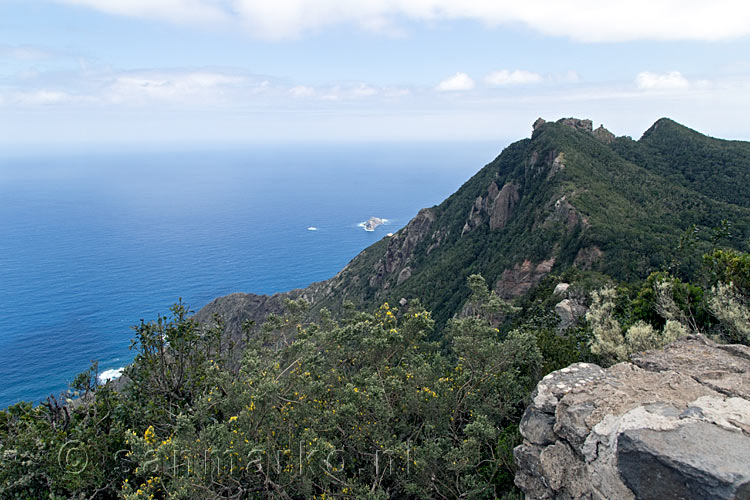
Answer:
2;0;750;146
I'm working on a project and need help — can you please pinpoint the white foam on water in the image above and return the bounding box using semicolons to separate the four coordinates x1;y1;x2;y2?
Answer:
98;367;124;383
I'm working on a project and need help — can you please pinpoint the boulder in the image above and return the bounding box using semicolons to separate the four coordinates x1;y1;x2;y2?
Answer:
515;335;750;499
554;299;587;329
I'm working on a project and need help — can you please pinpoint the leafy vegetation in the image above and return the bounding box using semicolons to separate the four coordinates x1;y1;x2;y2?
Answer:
2;117;750;498
308;118;750;329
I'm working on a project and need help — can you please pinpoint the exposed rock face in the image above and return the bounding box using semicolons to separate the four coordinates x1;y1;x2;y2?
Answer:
491;183;520;230
195;292;287;337
495;258;555;298
593;125;615;144
558;118;593;133
370;208;436;288
462;182;520;235
514;335;750;500
533;117;547;132
554;299;587;329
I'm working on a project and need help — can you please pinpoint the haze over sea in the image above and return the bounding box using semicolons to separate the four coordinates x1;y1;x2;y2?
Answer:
0;142;500;408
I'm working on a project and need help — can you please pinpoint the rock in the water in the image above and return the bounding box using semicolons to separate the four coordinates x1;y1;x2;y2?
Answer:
362;216;385;231
515;335;750;499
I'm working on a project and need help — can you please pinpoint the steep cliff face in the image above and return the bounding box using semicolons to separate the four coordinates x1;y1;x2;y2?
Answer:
514;335;750;500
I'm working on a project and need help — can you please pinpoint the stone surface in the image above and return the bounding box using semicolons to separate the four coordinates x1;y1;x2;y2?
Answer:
593;125;615;144
462;181;519;235
495;258;556;299
554;299;587;329
558;117;593;133
515;335;750;500
490;182;520;230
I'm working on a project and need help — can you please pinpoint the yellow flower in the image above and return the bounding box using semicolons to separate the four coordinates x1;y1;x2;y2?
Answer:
144;425;156;445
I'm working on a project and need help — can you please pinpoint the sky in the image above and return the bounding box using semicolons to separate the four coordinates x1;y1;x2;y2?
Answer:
2;0;750;147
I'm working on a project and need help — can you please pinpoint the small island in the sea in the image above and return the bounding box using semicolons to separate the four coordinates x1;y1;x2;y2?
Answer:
360;216;386;231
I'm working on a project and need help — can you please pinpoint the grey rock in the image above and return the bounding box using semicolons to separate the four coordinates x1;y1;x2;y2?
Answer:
558;118;593;133
520;406;557;446
554;299;587;329
553;283;570;296
515;335;750;500
362;216;385;231
495;257;556;299
514;443;552;499
618;422;750;500
396;266;412;285
593;125;615;144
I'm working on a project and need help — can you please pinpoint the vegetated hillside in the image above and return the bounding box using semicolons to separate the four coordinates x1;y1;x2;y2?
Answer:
199;117;750;328
613;117;750;207
5;118;750;500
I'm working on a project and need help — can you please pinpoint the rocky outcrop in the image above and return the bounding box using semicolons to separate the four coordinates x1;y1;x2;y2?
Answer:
495;258;555;298
195;292;288;337
369;208;436;288
362;217;385;231
462;182;520;235
491;183;521;230
544;195;585;229
514;335;750;499
593;125;615;144
554;298;587;329
558;118;593;133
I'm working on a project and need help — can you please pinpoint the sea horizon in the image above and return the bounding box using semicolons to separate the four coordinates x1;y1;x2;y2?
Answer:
0;140;503;408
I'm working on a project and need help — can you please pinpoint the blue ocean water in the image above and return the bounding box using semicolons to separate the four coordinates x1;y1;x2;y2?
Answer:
0;142;502;408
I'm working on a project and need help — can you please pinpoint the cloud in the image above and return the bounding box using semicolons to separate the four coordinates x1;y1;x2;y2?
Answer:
485;69;543;86
289;85;316;98
635;71;690;90
59;0;228;25
0;66;406;109
13;90;74;105
436;72;475;91
54;0;750;42
104;70;253;104
0;44;54;60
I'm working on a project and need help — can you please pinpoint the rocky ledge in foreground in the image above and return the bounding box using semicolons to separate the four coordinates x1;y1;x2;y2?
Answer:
514;335;750;500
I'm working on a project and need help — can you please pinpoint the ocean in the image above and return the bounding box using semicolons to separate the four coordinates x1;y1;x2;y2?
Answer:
0;142;501;408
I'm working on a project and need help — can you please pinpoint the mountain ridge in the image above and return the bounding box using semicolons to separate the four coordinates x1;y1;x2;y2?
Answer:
197;117;750;331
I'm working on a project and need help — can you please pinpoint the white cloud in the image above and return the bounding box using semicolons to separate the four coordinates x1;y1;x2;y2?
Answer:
14;90;74;105
485;69;543;86
351;83;378;97
436;72;475;91
105;70;251;103
59;0;228;25
636;71;690;90
54;0;750;42
289;85;315;98
0;44;53;60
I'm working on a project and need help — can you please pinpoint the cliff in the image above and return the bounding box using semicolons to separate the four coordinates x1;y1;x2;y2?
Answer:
514;335;750;499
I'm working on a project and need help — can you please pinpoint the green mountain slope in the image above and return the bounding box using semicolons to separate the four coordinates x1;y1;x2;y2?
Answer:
198;117;750;328
613;118;750;207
